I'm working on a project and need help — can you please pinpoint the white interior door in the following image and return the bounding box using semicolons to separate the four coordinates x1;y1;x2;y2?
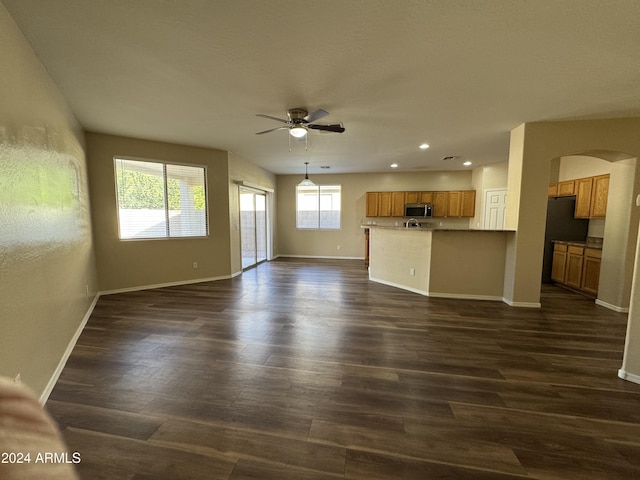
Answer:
483;188;507;230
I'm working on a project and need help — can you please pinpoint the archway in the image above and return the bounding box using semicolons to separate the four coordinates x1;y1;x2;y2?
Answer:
503;117;640;383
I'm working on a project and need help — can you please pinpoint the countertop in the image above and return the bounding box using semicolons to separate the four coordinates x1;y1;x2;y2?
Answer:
361;225;515;232
552;239;603;249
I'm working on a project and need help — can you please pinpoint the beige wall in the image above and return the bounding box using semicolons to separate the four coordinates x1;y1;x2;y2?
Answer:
276;170;474;258
368;229;508;300
228;152;277;274
369;228;431;294
559;155;611;180
598;158;639;310
87;133;233;291
430;231;508;300
0;4;97;398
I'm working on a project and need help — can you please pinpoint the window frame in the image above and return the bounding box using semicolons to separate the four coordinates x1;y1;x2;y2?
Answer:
295;184;342;230
113;156;209;241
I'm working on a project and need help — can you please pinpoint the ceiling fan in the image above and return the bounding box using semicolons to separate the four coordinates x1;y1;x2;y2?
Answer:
255;108;345;138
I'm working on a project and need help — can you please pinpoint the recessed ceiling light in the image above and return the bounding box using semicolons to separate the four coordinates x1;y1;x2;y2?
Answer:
390;163;398;168
419;143;430;150
463;161;472;166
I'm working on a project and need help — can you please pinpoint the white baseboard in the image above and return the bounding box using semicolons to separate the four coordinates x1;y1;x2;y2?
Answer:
277;254;365;260
618;369;640;385
596;299;629;313
369;276;428;296
502;298;542;308
429;292;504;302
99;274;236;296
40;294;100;405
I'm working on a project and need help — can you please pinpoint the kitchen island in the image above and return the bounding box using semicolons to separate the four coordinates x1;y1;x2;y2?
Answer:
367;226;514;302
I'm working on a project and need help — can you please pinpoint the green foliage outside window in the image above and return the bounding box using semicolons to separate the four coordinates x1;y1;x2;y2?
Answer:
116;170;205;210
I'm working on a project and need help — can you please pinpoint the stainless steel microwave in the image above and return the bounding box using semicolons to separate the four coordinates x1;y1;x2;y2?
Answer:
404;203;433;218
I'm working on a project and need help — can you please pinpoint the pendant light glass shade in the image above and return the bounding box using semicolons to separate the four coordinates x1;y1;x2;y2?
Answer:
298;162;315;186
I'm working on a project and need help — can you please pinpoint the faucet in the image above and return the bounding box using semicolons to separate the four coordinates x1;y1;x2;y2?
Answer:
405;218;420;228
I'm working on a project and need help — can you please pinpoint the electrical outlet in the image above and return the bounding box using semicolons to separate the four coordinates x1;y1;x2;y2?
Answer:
14;373;21;383
409;268;415;276
337;245;341;250
192;262;198;269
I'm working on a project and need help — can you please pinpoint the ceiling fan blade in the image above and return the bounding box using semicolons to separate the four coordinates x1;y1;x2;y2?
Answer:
255;126;288;135
307;123;345;133
303;109;329;123
256;114;289;123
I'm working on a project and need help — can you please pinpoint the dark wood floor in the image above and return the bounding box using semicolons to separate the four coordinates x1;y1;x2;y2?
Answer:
47;258;640;479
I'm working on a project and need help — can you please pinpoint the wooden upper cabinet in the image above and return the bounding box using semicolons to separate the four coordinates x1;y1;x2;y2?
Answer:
549;180;575;197
405;192;419;204
461;191;475;217
406;191;433;204
378;191;393;217
443;191;475;217
574;177;593;218
447;191;461;217
391;191;406;217
432;192;448;217
589;174;609;217
557;180;575;196
366;192;379;217
419;191;433;204
550;174;609;218
365;190;475;218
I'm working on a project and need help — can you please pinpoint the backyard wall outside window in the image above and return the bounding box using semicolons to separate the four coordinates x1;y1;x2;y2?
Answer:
114;158;208;239
296;185;341;229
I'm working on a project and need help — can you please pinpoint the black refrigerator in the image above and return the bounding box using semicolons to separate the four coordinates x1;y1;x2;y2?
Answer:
541;196;589;283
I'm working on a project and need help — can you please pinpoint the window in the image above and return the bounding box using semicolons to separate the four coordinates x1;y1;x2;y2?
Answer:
114;158;207;239
296;185;341;229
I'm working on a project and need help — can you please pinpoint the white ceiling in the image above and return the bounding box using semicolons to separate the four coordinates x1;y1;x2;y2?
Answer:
4;0;640;175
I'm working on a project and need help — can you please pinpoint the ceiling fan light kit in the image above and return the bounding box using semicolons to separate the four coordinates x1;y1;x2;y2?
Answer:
256;107;345;144
289;126;307;138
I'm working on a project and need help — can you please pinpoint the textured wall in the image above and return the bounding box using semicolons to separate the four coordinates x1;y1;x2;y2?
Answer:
86;132;233;292
0;4;97;399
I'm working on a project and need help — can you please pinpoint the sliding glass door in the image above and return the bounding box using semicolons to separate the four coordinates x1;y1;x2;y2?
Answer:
240;189;267;269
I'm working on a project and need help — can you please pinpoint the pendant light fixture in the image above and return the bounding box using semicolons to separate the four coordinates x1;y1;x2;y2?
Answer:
298;162;315;186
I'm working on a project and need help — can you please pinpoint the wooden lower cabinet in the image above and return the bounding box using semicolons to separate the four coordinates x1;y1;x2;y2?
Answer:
551;242;601;297
551;243;567;283
564;246;584;289
581;248;602;295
